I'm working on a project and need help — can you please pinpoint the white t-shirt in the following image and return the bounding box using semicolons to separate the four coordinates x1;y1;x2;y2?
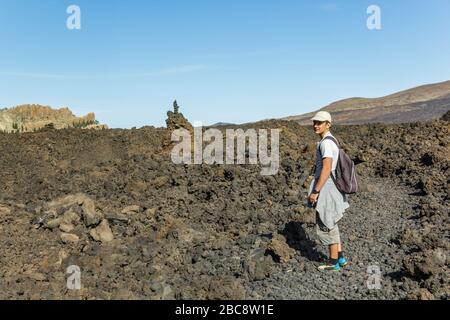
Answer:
314;132;339;179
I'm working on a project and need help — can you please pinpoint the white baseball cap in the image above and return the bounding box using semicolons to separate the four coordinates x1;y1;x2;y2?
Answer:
311;111;332;123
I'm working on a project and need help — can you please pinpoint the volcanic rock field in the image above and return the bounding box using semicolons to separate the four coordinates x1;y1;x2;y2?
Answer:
0;114;448;300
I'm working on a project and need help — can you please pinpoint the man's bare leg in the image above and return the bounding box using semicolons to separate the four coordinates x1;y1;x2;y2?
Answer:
318;243;340;270
329;243;339;260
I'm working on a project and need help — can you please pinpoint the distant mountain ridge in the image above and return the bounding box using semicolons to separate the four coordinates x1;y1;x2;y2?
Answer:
207;122;237;127
283;80;450;125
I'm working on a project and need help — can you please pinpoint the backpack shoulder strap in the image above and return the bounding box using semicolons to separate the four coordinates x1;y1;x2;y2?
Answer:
322;135;340;147
318;135;340;158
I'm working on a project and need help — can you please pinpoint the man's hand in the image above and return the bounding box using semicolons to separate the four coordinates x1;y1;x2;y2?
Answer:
309;193;319;206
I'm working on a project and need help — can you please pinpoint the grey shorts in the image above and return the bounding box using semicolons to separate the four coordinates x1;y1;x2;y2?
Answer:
316;212;341;246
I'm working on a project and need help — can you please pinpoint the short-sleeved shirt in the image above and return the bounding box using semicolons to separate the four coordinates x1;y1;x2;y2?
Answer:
314;132;339;179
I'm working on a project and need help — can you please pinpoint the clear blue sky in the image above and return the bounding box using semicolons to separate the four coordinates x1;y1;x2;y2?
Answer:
1;0;449;128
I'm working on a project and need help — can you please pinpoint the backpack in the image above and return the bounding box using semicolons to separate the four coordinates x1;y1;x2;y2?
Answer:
319;136;358;194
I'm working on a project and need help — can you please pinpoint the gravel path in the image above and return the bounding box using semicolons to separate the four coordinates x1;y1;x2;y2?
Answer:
247;177;418;299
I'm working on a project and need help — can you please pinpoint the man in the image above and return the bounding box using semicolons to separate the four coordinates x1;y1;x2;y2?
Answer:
308;111;349;271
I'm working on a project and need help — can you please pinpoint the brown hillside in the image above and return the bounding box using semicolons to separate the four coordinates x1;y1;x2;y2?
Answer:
284;80;450;125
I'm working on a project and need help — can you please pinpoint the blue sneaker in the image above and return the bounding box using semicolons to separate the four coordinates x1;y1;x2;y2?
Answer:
338;257;348;267
317;261;340;271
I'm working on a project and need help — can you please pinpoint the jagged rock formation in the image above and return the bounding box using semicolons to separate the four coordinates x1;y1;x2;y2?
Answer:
165;101;193;131
0;104;108;132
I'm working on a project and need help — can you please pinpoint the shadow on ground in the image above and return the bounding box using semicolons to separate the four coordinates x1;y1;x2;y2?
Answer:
281;221;327;262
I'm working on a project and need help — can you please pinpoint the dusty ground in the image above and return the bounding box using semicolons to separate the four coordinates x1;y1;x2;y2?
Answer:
0;117;448;300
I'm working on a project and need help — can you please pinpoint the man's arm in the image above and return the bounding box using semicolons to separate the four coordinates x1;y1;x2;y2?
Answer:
314;157;332;192
309;157;332;205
